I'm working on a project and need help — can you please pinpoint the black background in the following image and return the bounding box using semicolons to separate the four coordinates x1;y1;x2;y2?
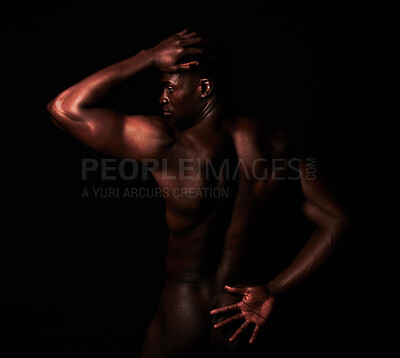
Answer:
2;1;370;357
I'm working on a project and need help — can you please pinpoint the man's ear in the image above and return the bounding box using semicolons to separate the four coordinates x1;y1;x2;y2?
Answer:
200;79;213;97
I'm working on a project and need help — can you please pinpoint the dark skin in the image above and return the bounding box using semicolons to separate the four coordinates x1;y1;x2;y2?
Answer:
48;30;349;357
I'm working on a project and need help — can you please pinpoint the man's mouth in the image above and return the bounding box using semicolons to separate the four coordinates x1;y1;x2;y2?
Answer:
162;108;171;116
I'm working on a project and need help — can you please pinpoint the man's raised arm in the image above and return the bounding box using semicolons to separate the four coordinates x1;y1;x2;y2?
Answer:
47;30;202;160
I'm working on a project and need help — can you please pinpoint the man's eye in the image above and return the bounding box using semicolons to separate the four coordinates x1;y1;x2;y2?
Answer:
166;87;173;93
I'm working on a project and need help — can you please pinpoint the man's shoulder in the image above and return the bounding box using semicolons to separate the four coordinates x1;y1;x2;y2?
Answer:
228;115;290;156
229;115;283;134
228;115;262;132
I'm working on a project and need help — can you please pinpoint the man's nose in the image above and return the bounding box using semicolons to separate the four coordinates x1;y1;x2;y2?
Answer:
159;91;169;106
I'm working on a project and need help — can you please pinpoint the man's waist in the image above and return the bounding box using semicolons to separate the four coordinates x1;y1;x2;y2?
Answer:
164;264;217;285
164;261;254;286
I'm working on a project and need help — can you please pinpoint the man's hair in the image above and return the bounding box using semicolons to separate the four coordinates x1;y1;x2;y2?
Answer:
178;31;231;99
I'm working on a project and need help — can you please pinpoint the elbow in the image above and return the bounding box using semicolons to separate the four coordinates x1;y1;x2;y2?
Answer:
305;202;350;240
335;204;351;234
47;94;69;118
47;93;80;130
303;201;350;235
330;212;350;242
47;96;67;130
47;98;58;118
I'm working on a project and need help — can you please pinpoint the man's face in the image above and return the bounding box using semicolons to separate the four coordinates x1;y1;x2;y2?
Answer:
159;72;203;123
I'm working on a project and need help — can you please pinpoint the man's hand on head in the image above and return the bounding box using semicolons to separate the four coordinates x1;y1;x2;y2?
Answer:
147;29;203;72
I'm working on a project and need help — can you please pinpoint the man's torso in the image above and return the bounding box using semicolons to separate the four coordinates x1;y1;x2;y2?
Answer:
141;115;304;357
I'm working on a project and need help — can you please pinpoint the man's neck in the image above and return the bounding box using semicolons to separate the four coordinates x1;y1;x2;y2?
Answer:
177;97;224;131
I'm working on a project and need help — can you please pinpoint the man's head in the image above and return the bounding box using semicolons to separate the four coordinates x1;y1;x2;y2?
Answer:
159;32;230;126
160;72;212;122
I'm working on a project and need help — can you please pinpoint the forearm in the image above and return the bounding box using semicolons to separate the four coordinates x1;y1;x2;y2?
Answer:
266;220;348;297
50;50;154;114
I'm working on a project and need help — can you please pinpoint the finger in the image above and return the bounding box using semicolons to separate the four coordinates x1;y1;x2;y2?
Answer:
182;48;203;57
224;285;247;296
213;313;243;329
176;29;188;36
181;31;199;39
175;61;199;71
184;61;199;67
181;37;203;47
229;321;250;342
249;324;261;344
210;303;239;315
